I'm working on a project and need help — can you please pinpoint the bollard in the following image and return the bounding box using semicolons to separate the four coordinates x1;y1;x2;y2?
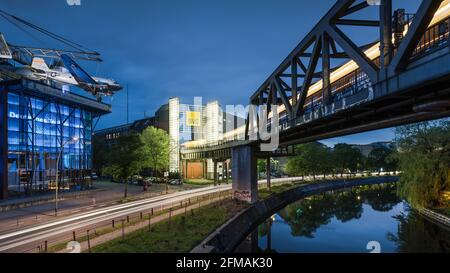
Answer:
140;212;143;220
151;208;154;216
127;216;130;223
112;219;115;228
44;241;48;253
37;245;41;253
148;213;152;232
121;219;125;239
87;230;91;253
188;198;191;205
168;208;172;227
73;231;76;242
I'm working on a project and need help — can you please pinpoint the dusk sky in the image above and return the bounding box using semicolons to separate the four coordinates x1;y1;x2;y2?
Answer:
1;0;423;146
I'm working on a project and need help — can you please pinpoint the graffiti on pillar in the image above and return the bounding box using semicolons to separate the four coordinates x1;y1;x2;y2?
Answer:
233;190;252;202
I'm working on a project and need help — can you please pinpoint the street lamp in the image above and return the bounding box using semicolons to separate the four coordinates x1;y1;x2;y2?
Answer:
55;136;79;216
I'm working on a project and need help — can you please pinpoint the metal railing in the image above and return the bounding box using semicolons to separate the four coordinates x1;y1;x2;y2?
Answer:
417;207;450;227
412;17;450;58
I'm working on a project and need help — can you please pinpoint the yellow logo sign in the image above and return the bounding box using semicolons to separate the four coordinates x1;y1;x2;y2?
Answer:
186;111;201;127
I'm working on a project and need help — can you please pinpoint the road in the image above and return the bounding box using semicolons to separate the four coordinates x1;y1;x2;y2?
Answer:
0;183;235;253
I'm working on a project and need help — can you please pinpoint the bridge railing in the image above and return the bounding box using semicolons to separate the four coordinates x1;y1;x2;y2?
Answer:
412;17;450;59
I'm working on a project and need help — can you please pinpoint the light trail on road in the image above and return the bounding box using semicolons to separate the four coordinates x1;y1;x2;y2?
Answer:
0;183;233;252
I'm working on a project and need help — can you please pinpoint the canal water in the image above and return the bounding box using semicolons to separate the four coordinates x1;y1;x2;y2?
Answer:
235;183;450;253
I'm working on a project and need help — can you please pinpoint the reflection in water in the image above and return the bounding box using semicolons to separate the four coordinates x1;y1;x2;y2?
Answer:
236;184;450;253
388;210;450;252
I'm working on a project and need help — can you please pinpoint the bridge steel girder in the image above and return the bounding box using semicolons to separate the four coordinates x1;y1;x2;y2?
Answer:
249;0;376;123
389;0;444;74
278;46;450;147
246;0;446;137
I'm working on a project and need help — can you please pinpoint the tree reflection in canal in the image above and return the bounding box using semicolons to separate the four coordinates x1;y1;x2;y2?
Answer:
248;183;450;253
274;184;399;238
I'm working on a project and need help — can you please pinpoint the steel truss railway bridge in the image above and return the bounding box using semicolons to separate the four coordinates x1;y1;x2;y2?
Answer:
180;0;450;203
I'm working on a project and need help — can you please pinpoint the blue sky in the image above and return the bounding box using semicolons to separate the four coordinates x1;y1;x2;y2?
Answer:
1;0;423;145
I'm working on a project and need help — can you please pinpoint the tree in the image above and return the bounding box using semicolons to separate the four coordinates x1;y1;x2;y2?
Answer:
92;137;109;176
284;142;333;180
140;127;170;179
332;144;363;177
394;119;450;207
104;133;144;198
257;159;266;176
367;146;395;175
317;146;333;179
285;155;308;179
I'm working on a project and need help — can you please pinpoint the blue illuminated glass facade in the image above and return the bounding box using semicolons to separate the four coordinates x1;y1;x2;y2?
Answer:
5;88;94;193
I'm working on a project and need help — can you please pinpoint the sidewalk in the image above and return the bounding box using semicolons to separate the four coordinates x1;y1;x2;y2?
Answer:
0;188;102;213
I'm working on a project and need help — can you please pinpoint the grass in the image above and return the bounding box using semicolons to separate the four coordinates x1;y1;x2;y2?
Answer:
183;178;216;186
47;201;192;253
89;200;247;253
258;182;299;199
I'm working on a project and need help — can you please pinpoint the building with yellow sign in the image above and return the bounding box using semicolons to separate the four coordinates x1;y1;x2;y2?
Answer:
169;97;245;179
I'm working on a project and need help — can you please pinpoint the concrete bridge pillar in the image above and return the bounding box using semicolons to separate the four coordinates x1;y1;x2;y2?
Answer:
231;145;258;203
224;161;229;184
202;160;207;179
213;160;218;186
183;160;188;180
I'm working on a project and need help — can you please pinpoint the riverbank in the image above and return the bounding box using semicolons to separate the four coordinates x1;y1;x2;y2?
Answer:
192;176;399;253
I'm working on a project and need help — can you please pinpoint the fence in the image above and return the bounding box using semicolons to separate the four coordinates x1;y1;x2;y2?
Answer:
417;207;450;228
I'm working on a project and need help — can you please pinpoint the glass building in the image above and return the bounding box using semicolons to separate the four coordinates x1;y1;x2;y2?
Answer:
0;79;111;199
